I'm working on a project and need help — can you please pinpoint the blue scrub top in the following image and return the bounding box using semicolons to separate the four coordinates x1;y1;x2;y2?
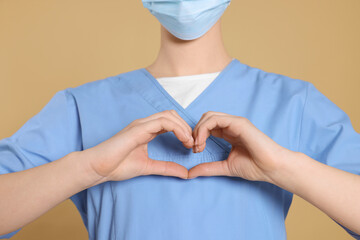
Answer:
1;58;360;240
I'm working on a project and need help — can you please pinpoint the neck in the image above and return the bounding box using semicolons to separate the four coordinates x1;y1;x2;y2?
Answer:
145;19;233;78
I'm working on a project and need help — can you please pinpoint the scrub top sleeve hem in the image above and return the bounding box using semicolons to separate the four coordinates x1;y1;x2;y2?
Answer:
297;82;360;238
0;89;84;239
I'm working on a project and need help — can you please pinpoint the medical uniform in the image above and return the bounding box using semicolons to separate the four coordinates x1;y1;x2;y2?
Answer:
1;58;359;239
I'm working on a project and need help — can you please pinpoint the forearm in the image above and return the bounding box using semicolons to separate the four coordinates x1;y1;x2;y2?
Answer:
268;151;360;235
0;151;105;235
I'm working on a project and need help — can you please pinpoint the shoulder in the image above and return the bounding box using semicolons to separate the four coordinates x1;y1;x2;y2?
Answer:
238;61;311;100
250;62;309;87
64;67;142;98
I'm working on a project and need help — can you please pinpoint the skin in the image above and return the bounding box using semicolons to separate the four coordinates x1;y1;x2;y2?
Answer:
145;19;233;78
1;18;359;236
188;112;360;235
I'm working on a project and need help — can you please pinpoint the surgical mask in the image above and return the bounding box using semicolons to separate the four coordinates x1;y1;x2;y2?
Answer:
142;0;231;40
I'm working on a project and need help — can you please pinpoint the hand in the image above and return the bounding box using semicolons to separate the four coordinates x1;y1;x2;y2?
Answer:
188;111;294;183
83;110;194;182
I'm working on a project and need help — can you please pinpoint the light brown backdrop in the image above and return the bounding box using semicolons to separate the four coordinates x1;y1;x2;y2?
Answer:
1;0;359;239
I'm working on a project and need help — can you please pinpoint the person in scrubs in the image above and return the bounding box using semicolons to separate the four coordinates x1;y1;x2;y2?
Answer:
1;1;360;239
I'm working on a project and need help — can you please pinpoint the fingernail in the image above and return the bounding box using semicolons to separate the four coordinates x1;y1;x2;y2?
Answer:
195;138;199;145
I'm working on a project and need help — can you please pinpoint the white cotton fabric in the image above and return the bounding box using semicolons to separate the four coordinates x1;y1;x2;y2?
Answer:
156;71;221;109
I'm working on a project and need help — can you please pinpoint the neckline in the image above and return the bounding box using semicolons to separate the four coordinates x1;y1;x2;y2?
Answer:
156;71;221;81
140;58;238;113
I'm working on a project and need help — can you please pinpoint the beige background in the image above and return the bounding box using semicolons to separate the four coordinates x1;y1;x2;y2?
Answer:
1;0;359;239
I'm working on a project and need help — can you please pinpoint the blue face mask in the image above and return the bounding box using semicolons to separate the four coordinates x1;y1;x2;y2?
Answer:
142;0;231;40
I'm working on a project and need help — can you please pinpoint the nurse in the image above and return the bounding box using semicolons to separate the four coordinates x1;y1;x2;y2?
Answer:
1;0;360;239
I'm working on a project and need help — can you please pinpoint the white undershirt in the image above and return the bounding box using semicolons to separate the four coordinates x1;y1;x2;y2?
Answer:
156;71;221;109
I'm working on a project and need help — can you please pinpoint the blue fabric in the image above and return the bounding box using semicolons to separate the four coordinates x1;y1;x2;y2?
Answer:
142;0;231;40
1;58;359;239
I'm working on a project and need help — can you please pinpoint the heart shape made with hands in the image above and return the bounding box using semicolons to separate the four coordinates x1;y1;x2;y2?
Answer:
85;110;276;183
178;111;239;179
149;110;279;182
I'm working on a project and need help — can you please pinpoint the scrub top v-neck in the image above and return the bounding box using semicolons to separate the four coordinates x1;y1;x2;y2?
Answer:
1;58;360;240
141;58;236;114
137;58;238;154
155;71;221;109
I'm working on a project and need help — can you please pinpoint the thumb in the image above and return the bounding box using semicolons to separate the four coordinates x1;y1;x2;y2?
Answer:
142;158;189;179
188;160;231;179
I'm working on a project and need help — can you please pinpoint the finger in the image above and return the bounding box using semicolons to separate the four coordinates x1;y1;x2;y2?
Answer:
135;110;194;145
142;159;188;179
133;117;193;148
167;109;192;133
195;115;232;152
149;110;192;137
192;111;209;138
193;112;227;144
188;160;231;179
193;111;216;139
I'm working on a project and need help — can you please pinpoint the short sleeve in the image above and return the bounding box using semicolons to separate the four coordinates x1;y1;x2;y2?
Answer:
298;82;360;239
0;89;83;238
